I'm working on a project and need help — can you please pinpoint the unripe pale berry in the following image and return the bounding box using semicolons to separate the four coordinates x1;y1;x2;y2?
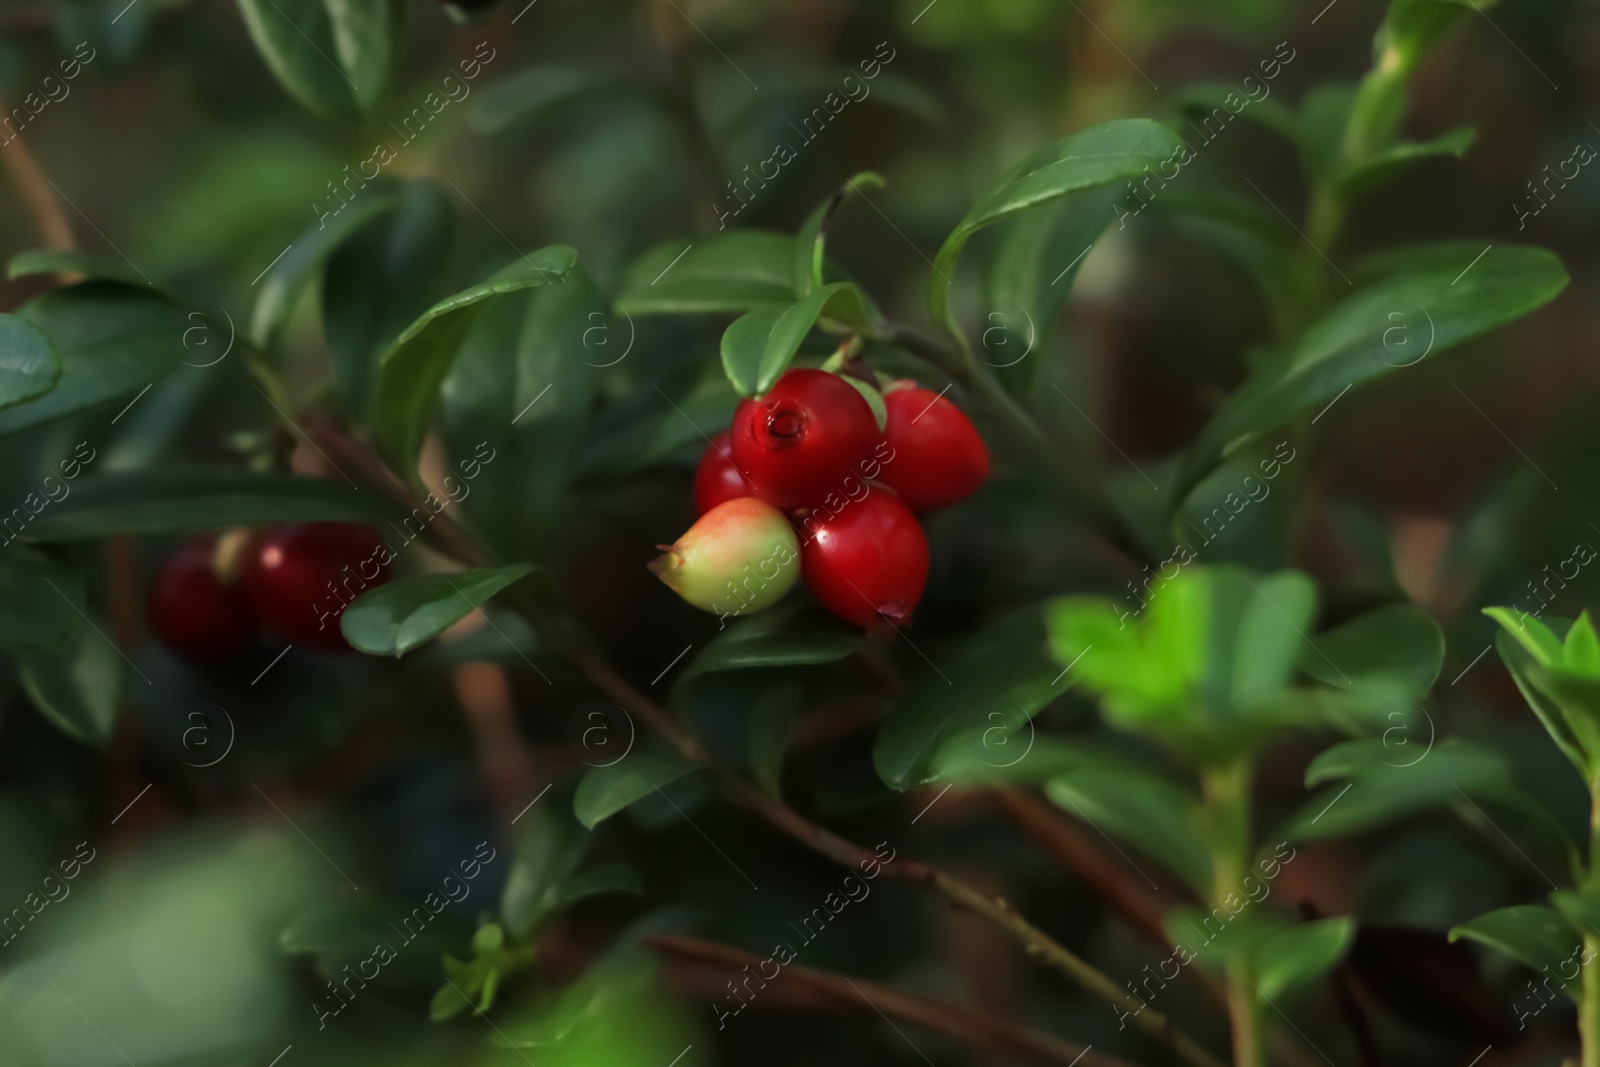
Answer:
799;487;928;633
650;497;801;619
693;431;757;516
879;381;989;511
729;368;880;511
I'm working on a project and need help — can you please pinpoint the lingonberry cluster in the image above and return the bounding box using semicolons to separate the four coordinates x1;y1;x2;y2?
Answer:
652;367;988;633
149;523;390;659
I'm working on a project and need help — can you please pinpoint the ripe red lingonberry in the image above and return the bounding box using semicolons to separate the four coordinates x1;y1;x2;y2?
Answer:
729;368;879;511
243;523;391;650
693;431;757;516
651;497;801;620
799;488;929;633
879;381;989;512
149;537;258;660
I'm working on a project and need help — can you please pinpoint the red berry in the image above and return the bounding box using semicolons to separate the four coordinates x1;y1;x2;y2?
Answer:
243;523;390;650
149;538;257;660
798;488;929;633
730;369;880;511
879;382;989;511
693;431;757;516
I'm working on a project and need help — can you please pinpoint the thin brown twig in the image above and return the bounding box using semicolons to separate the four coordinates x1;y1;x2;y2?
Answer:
647;934;1141;1067
0;109;74;252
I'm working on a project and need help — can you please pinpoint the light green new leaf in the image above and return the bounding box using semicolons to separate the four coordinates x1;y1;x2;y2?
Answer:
1254;917;1354;1003
720;282;873;396
929;118;1183;342
1488;611;1587;771
1175;244;1567;506
340;564;535;657
574;752;699;829
617;232;797;316
372;245;577;483
19;625;121;746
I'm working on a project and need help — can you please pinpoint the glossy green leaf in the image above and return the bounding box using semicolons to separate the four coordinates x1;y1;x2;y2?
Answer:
1047;764;1211;891
1300;603;1444;698
720;282;872;396
1490;613;1588;771
340;564;535;657
794;172;883;298
0;285;191;438
501;802;587;939
19;624;120;745
678;604;862;685
372;245;577;483
236;0;405;121
1254;917;1354;1003
573;752;699;829
16;469;397;540
0;546;83;650
1450;905;1580;993
469;67;635;133
323;180;454;415
921;735;1110;788
0;314;60;413
249;193;400;348
929;119;1184;342
874;610;1070;790
1175;244;1568;506
746;681;804;797
617;232;797;316
440;267;605;560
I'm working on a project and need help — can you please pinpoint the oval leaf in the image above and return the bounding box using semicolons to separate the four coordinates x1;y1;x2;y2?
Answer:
19;625;122;746
341;564;536;657
720;282;872;397
617;232;797;316
0;314;59;413
573;752;698;830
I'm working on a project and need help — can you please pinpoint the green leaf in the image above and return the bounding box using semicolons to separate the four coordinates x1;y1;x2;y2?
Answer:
1147;192;1295;309
1171;82;1301;145
19;624;121;745
1488;610;1589;770
0;285;191;438
16;469;397;540
573;752;699;830
720;283;872;396
1166;904;1289;971
540;864;643;914
372;246;577;483
440;266;605;560
1297;83;1357;179
0;546;83;651
249;192;400;349
472;923;505;957
491;940;658;1047
617;232;797;316
340;564;535;657
929;119;1184;343
1254;917;1354;1003
501;802;588;939
0;314;60;413
1334;127;1474;198
1047;764;1211;891
678;604;862;685
1450;905;1580;991
8;249;160;292
1567;614;1600;675
1552;890;1600;944
323;180;454;415
1485;606;1564;667
794;172;883;298
874;610;1070;790
1300;603;1444;698
1174;244;1568;505
469;67;634;134
235;0;405;121
746;682;805;797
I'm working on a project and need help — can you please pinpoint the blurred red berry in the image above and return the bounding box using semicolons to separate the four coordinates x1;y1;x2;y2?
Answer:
798;488;929;633
149;538;257;660
692;431;757;516
730;369;879;511
243;523;390;650
879;381;989;511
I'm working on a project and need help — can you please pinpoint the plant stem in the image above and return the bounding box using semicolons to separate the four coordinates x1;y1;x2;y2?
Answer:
1583;932;1600;1067
1202;758;1263;1067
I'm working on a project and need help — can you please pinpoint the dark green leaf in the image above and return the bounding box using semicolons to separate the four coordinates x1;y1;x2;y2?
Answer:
249;193;400;348
18;624;120;745
1147;192;1296;309
1335;127;1474;198
8;248;161;292
0;285;191;437
0;546;83;650
372;246;577;484
469;67;636;133
17;469;397;540
573;752;699;829
340;564;535;657
929;119;1184;340
0;314;60;413
1450;905;1580;993
501;802;588;939
1171;82;1301;145
720;282;872;396
440;266;605;560
541;864;643;914
1047;764;1211;891
236;0;405;121
323;180;454;415
874;610;1069;790
679;604;862;684
1254;918;1354;1002
746;682;804;797
617;231;799;316
1300;603;1444;698
1174;245;1568;506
